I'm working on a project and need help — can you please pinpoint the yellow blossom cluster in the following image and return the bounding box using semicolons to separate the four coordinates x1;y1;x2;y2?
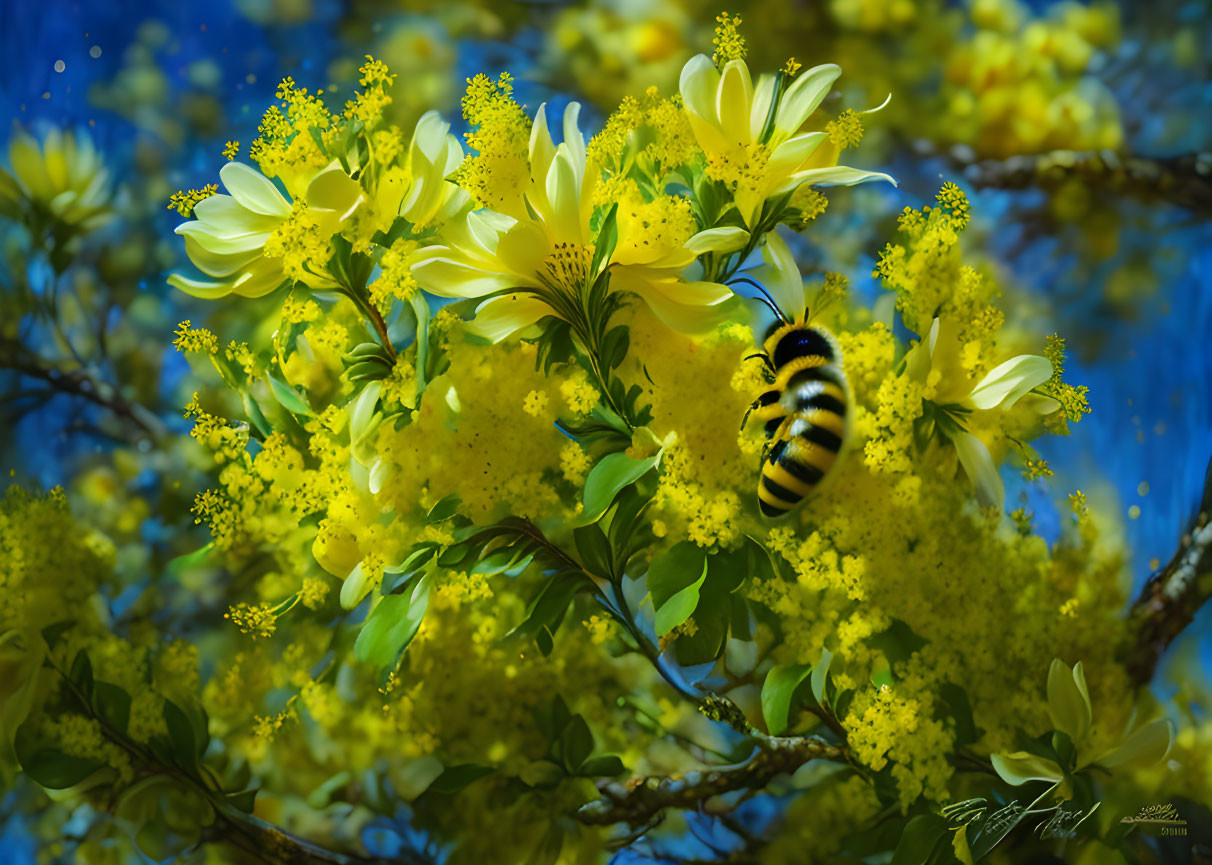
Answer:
454;72;531;213
373;340;571;524
167;184;217;217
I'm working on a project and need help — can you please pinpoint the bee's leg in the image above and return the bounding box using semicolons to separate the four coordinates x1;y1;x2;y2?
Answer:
743;352;776;382
741;398;760;430
741;389;783;432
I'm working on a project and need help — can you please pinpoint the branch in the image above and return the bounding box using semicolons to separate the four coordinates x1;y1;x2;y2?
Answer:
49;656;431;865
935;145;1212;215
575;734;845;827
204;807;431;865
0;337;165;446
1125;457;1212;684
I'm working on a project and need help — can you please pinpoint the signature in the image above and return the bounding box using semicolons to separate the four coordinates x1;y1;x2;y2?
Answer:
942;797;1100;844
1120;802;1187;826
941;797;1192;854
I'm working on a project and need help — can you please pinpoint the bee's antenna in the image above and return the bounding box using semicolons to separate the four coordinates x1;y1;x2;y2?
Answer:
728;276;790;326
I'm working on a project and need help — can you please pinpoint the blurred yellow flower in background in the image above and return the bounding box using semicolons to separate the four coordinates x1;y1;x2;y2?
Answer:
0;128;113;236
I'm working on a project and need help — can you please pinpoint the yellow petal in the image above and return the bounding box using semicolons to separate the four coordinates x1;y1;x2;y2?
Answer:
220;162;291;218
950;431;1004;509
1046;658;1092;743
561;102;587;182
176;221;271;254
685;226;750;255
969;355;1053;410
529;103;558;187
749;74;777;142
42;130;69;192
231;260;288;297
306;164;363;219
769;132;827;177
679;54;720;123
716;60;755;145
468;293;553;342
779;164;897;196
9;131;52;200
192;194;283;236
167;272;239;299
183;234;262;278
411;252;519;299
627;279;736;334
544;148;585;245
776;63;841;136
751;230;805;321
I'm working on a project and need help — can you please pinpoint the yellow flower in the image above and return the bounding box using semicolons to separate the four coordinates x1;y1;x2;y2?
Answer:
0;128;112;232
379;110;469;230
905;317;1058;506
678;54;894;228
167;162;293;299
168;161;369;299
413;102;733;338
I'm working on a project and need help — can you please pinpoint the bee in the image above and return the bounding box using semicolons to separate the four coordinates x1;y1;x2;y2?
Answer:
736;277;850;518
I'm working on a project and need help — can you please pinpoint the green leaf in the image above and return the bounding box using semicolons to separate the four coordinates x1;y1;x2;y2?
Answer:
1046;658;1092;744
69;649;93;701
810;649;833;706
266;373;313;417
354;575;432;668
939;683;977;746
430;763;493;794
242;392;272;438
506;576;582;656
436;539;479;569
600;324;630;371
577;452;659;526
348;381;383;447
19;748;104;789
347;360;390;382
646;542;707;610
427;494;462;523
891;813;950;865
761;663;814;736
953;824;975;865
989;751;1064;786
167;543;214;577
93;681;131;734
870;619;928;668
227;789;258;813
519;760;565;789
15;727;104;790
578;754;626;777
1091;718;1174;770
573;524;613;579
470;545;529;577
590;204;619;278
162;699;199;772
535;695;573;741
558;715;594;773
654;559;708;638
527;820;564;865
40;621;74;649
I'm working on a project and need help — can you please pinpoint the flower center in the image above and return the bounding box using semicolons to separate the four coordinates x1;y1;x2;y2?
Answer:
540;241;594;298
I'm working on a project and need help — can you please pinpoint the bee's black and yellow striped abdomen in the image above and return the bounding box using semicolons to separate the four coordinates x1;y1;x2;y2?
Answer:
745;321;849;518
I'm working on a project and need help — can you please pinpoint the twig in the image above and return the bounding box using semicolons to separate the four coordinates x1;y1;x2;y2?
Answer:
47;654;429;865
0;338;165;445
575;734;845;827
928;143;1212;215
1125;457;1212;684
